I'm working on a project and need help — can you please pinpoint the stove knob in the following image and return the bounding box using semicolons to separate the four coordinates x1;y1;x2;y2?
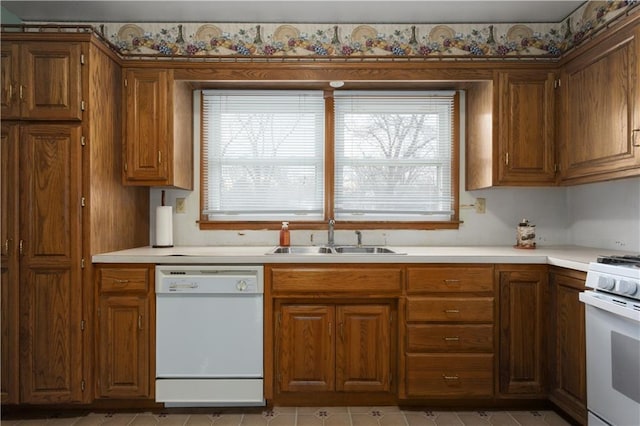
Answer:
619;280;638;296
597;275;615;290
236;280;248;291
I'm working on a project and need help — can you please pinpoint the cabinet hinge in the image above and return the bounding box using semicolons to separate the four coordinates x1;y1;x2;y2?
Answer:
81;319;85;331
80;53;85;65
81;196;86;207
554;79;561;89
81;258;86;269
81;380;86;392
81;136;86;147
81;100;86;111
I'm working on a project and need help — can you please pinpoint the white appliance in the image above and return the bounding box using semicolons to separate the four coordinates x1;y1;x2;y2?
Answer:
580;255;640;426
155;265;264;407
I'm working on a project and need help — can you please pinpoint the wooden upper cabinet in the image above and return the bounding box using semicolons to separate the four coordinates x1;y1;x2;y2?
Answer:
559;24;640;183
1;44;20;119
466;69;557;189
1;42;83;120
496;71;557;185
123;68;193;189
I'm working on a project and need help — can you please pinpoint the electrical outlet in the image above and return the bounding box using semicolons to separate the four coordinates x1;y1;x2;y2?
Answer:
176;197;186;214
475;198;486;214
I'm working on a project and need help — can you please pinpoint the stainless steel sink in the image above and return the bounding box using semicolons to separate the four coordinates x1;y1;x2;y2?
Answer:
269;246;333;254
267;246;404;255
333;246;404;254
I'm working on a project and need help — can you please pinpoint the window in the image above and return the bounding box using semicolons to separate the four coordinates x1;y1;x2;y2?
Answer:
201;89;459;229
202;90;325;221
334;91;456;221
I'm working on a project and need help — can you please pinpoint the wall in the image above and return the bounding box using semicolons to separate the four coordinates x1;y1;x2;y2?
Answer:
151;92;575;249
566;177;640;251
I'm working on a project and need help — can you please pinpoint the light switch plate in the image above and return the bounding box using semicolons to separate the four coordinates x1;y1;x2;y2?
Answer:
475;198;486;214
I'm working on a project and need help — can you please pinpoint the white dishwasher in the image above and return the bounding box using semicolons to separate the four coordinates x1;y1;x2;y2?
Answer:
155;265;264;407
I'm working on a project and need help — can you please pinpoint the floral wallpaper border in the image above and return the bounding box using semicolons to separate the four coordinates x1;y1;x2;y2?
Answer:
51;1;640;58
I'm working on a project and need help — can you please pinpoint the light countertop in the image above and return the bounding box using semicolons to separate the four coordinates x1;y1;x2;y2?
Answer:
92;245;634;272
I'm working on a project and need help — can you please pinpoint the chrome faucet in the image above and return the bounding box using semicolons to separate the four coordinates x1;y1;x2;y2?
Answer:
328;219;335;246
355;230;362;247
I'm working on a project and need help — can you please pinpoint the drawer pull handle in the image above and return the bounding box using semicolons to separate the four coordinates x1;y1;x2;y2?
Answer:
444;309;460;313
442;374;459;380
443;336;460;341
114;279;129;284
443;279;460;284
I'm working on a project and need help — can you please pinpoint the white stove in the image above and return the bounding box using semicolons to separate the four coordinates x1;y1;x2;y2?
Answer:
580;255;640;426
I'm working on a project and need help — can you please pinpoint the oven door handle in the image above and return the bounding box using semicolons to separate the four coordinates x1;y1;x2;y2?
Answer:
579;291;640;323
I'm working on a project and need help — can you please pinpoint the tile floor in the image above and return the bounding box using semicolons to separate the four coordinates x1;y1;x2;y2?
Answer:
1;406;572;426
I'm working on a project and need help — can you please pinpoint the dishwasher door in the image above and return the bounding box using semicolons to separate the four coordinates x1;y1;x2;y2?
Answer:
155;265;264;406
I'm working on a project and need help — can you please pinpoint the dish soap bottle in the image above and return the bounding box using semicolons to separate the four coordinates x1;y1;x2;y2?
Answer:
279;222;290;247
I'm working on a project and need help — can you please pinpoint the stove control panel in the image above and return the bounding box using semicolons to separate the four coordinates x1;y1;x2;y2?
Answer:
587;262;640;301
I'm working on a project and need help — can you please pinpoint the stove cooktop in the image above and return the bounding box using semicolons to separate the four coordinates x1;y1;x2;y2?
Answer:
597;254;640;266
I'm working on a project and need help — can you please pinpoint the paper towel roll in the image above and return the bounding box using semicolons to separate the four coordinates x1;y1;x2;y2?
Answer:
155;206;174;247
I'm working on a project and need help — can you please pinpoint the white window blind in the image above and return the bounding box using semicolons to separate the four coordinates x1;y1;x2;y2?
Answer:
202;90;325;221
334;91;455;221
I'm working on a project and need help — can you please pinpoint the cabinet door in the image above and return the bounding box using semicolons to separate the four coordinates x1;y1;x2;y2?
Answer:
499;267;547;396
497;71;556;185
0;123;19;404
20;42;83;120
1;43;20;119
19;124;83;403
560;27;640;182
277;305;334;392
97;294;150;398
549;270;587;424
336;305;391;392
123;69;169;184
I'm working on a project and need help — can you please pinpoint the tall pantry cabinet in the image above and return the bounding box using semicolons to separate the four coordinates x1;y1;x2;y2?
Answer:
0;32;149;405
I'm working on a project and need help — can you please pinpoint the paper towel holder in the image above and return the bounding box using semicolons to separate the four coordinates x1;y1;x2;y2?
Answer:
153;190;174;248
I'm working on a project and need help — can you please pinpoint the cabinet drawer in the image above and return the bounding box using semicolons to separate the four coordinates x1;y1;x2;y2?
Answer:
407;266;494;293
99;268;149;293
270;267;402;294
406;354;494;397
407;324;493;353
406;297;494;322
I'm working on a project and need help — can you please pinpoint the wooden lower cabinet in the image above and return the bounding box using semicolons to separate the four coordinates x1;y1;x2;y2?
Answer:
403;265;496;399
95;265;154;399
549;268;587;425
498;265;548;397
276;303;393;396
406;354;494;397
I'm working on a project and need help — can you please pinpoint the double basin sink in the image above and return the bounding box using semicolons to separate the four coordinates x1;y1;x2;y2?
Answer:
268;246;404;255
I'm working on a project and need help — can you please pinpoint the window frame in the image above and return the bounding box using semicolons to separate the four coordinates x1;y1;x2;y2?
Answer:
199;88;460;230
